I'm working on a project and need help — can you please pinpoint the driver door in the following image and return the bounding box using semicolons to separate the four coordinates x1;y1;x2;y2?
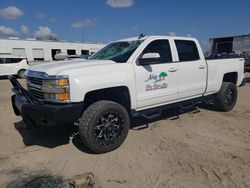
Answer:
133;39;179;109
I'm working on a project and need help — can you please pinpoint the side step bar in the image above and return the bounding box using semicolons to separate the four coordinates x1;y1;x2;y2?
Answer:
132;97;204;120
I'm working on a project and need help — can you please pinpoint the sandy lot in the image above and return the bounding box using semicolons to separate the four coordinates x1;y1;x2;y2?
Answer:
0;74;250;188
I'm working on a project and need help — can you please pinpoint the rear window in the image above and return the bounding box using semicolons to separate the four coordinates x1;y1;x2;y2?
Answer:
175;40;200;61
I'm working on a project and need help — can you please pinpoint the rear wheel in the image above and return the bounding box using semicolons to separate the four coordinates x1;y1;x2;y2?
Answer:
17;69;26;79
79;100;130;153
214;82;237;112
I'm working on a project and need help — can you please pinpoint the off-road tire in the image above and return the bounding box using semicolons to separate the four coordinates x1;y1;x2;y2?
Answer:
17;69;26;79
79;100;130;153
215;82;237;112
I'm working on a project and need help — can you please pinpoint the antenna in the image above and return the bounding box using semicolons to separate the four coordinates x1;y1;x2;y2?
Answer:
138;33;145;39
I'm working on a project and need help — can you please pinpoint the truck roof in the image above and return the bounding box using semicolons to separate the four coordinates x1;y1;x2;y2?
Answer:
117;35;196;42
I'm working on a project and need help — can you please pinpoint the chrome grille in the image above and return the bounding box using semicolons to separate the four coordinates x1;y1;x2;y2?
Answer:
26;76;44;100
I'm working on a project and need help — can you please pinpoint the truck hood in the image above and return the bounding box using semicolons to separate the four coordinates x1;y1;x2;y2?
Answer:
29;59;116;75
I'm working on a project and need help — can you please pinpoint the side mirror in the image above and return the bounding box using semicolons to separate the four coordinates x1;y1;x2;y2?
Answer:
139;53;161;65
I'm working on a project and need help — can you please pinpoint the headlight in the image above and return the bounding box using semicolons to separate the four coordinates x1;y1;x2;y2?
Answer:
42;77;70;102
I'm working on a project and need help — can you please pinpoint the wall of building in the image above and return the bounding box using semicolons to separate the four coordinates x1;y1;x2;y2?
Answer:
0;38;105;61
233;35;250;56
208;34;250;57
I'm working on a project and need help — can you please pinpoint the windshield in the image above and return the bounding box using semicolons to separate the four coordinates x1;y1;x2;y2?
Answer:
89;40;144;63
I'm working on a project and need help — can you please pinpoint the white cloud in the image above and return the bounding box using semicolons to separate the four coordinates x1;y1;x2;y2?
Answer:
20;25;29;35
0;6;23;20
34;26;57;40
49;17;57;22
71;17;99;28
106;0;134;8
36;13;46;19
0;26;19;36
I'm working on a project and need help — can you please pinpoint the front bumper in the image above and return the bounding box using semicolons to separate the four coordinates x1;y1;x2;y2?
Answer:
9;76;83;127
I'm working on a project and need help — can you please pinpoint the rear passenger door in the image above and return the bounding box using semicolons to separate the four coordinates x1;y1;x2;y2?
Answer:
174;40;206;99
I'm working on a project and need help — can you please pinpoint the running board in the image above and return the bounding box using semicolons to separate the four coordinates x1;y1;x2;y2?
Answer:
141;110;162;120
132;97;204;120
179;102;195;112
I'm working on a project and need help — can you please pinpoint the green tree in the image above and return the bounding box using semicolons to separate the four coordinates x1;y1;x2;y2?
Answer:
159;72;168;80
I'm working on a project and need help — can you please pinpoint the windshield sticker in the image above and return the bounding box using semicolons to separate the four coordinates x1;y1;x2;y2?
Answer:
145;72;168;91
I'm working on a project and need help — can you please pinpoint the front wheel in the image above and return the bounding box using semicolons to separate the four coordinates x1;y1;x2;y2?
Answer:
79;100;130;153
214;82;237;112
17;69;26;79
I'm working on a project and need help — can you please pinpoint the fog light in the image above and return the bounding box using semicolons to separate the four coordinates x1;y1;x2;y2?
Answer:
57;93;70;101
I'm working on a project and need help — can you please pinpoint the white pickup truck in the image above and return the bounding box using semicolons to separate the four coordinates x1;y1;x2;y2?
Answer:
9;35;245;153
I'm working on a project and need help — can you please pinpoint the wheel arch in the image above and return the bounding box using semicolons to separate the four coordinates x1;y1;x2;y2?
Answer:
83;86;131;111
222;72;238;84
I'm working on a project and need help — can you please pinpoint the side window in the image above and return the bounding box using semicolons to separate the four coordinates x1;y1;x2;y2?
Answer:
0;58;5;64
175;40;200;61
141;40;172;63
14;58;23;63
5;58;22;64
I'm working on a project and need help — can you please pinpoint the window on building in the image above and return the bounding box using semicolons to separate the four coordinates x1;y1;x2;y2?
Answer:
51;49;61;60
81;50;89;55
67;49;76;55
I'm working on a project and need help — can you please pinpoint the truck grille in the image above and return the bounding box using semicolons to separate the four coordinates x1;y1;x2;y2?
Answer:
28;77;43;85
26;76;44;100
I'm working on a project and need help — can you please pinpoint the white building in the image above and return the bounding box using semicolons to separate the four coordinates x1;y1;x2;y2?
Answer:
209;34;250;57
0;37;105;61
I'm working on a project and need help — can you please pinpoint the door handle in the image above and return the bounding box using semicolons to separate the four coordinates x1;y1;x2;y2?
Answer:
168;67;177;72
199;65;205;69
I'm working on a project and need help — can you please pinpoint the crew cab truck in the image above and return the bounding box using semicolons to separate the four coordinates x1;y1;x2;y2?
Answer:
9;35;245;153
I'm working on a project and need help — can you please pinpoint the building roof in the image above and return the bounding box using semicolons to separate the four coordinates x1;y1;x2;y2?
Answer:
0;37;104;45
210;34;250;40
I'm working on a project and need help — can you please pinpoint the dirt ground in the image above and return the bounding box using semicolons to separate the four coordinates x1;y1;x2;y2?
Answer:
0;74;250;188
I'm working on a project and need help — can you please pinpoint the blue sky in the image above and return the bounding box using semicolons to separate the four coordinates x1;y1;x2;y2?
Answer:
0;0;250;49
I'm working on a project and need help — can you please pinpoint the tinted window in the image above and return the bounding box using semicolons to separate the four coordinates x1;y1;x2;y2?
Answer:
142;40;172;63
175;40;200;61
0;58;4;64
5;58;23;64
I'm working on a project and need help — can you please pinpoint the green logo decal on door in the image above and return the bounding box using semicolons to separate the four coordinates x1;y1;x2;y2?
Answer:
159;72;168;80
145;71;168;91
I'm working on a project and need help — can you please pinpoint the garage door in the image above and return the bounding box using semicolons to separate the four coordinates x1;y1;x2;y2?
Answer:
32;48;44;60
12;48;26;57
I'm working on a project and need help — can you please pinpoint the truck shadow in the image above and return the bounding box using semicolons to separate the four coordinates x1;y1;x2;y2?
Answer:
14;121;94;154
14;106;200;154
0;76;9;80
244;75;250;83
